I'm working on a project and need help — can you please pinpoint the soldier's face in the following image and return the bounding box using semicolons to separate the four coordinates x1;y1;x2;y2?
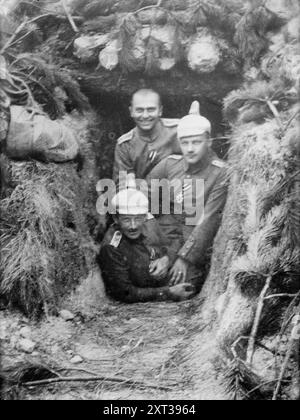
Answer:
179;133;211;165
130;93;162;132
116;214;147;240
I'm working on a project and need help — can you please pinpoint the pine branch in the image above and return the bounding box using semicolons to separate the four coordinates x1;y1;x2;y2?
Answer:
9;73;37;109
283;108;300;133
231;336;250;361
0;14;54;55
272;310;300;400
61;0;79;32
246;378;288;398
5;28;37;51
9;53;90;113
234;4;283;66
133;0;163;15
21;374;172;391
12;69;54;98
264;294;298;301
246;274;273;366
266;100;283;130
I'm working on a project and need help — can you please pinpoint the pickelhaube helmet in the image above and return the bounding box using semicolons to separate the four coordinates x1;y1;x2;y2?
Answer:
111;188;149;215
177;101;211;138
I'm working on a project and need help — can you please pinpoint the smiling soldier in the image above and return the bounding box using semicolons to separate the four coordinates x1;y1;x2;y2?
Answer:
113;88;182;185
147;101;228;293
98;187;195;303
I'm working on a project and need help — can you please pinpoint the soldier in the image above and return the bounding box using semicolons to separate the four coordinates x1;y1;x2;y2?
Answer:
147;102;228;292
98;187;195;303
113;88;182;186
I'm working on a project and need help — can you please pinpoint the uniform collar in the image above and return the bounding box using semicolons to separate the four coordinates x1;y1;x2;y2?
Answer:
135;119;163;143
183;150;214;175
125;234;146;244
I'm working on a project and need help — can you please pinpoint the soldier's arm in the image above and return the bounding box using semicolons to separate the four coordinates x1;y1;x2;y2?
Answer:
146;158;181;264
145;217;179;266
178;169;228;266
161;244;179;266
99;244;171;303
146;157;169;214
113;142;134;184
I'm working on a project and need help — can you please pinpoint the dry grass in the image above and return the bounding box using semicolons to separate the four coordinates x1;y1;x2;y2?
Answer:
0;109;100;318
226;114;300;290
227;120;285;181
1;300;199;400
223;79;297;125
1;229;55;316
0;158;94;317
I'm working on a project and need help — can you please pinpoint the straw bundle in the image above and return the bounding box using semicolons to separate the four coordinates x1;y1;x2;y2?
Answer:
0;157;94;317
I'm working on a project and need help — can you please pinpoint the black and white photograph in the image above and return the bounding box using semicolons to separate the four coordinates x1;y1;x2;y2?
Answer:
0;0;299;403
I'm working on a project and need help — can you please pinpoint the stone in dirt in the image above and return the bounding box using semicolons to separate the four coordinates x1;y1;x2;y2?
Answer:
59;310;75;321
70;355;83;364
19;338;36;354
51;344;60;354
19;326;32;339
76;344;113;361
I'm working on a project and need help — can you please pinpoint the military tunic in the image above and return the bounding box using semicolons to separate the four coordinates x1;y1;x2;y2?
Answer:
113;118;181;183
98;219;177;303
147;151;228;267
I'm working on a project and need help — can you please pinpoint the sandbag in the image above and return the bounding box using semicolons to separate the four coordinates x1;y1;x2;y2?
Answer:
6;106;79;162
187;30;221;74
0;0;21;16
119;24;178;73
40;0;81;15
74;34;110;62
98;39;119;70
141;25;177;71
131;36;147;68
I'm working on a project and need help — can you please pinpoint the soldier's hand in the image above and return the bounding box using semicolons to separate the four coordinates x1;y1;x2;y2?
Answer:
168;283;195;301
149;256;169;279
169;257;188;285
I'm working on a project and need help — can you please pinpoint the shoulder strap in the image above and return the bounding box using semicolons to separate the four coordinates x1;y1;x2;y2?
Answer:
161;118;179;128
109;231;123;248
167;154;183;160
212;159;226;168
117;129;134;145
